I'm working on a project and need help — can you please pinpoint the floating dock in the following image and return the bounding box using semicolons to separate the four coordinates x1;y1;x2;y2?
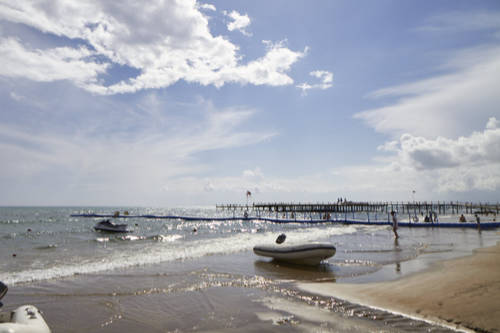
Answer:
71;201;500;229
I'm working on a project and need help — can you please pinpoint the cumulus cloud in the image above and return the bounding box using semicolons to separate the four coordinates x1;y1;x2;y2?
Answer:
162;117;500;201
0;0;305;94
349;12;500;197
0;37;108;86
390;117;500;168
486;117;500;130
296;70;333;94
376;118;500;192
198;3;216;11
242;167;264;180
224;10;251;36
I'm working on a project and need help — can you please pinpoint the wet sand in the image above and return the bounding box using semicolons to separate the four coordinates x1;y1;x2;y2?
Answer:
300;240;500;332
2;251;459;333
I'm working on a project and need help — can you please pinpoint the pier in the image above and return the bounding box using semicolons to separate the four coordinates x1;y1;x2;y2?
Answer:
216;201;500;216
71;201;500;228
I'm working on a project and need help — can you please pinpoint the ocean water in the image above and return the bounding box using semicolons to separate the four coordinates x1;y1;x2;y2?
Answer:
1;207;498;332
1;206;498;286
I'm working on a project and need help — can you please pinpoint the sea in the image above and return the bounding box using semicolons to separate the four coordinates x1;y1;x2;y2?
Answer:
1;206;498;332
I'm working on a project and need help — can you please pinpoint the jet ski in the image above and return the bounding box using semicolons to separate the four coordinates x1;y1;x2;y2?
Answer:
93;219;130;233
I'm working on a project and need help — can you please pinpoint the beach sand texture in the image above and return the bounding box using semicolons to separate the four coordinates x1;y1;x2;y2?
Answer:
300;239;500;332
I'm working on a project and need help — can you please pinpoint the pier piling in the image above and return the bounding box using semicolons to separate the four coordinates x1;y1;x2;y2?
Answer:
216;201;500;216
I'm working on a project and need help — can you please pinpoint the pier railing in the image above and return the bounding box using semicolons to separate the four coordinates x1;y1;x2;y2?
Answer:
216;201;500;215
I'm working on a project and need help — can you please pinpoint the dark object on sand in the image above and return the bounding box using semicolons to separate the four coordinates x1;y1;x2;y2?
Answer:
94;219;130;233
275;233;286;244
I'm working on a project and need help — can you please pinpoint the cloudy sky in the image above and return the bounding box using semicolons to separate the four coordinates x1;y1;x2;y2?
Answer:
1;0;500;206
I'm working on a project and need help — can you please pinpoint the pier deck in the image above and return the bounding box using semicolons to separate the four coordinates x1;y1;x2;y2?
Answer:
216;201;500;215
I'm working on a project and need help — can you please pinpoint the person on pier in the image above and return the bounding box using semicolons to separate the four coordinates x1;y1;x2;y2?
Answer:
390;211;399;239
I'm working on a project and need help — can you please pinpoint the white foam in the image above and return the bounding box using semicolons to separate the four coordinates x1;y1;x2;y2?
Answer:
1;225;357;285
118;235;146;241
153;234;183;242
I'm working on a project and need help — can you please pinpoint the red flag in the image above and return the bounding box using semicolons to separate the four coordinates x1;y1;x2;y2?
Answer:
246;190;252;197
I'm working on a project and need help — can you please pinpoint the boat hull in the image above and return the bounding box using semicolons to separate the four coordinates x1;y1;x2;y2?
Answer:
93;220;130;233
93;225;129;233
253;243;336;265
0;305;51;333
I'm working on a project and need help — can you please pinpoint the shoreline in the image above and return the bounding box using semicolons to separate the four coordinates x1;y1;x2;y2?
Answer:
299;237;500;332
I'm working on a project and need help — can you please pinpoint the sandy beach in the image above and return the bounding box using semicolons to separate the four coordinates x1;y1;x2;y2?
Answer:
300;237;500;332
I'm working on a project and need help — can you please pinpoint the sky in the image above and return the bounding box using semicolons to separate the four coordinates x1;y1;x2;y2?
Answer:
1;0;500;206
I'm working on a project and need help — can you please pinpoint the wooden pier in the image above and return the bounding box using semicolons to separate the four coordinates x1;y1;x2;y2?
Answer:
216;201;500;216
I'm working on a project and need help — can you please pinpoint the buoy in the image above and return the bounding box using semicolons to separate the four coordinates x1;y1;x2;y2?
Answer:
12;254;16;257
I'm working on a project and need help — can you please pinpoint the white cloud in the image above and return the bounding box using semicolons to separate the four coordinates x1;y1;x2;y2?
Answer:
9;91;24;101
349;9;500;197
374;118;500;193
0;95;276;205
358;11;500;139
0;0;305;94
242;167;264;180
396;118;500;169
418;11;500;34
204;181;215;192
297;70;333;94
198;3;216;11
222;40;306;87
224;10;251;36
356;46;500;139
159;118;500;202
0;37;108;86
486;117;499;130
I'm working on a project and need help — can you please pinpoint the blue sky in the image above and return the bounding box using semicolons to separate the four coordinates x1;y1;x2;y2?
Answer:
1;0;500;206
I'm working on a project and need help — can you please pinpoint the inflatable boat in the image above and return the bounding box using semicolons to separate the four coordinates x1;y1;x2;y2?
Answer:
94;219;130;233
253;242;336;265
0;282;51;333
0;305;51;333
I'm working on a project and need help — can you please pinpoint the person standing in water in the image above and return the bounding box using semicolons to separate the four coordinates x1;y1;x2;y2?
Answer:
391;211;399;238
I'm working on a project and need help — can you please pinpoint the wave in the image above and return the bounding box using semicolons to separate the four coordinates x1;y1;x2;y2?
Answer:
1;225;356;285
94;234;184;243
